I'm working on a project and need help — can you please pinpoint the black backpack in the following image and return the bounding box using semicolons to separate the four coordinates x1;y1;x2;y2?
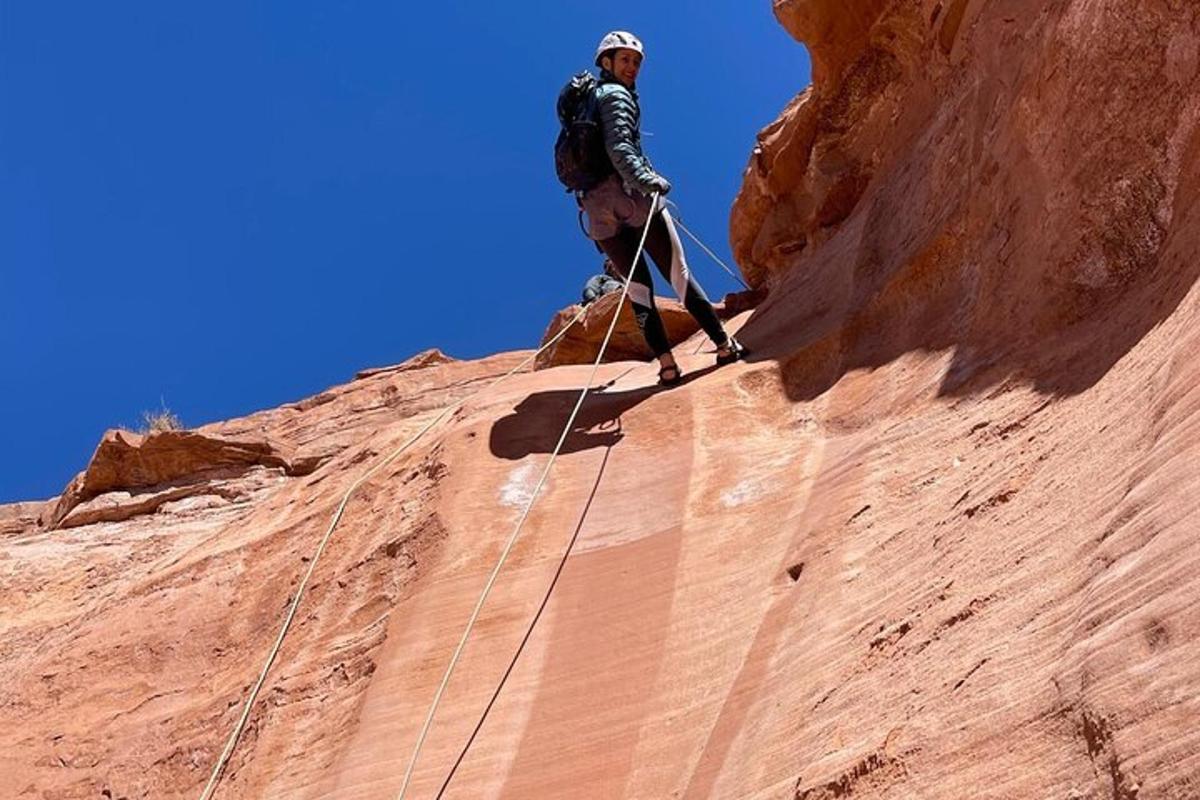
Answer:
554;72;614;193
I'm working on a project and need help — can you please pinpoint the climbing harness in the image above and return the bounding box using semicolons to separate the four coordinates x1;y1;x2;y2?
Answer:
197;304;591;800
394;194;659;800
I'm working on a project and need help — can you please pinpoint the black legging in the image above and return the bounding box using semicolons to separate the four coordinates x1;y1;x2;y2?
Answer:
597;208;728;357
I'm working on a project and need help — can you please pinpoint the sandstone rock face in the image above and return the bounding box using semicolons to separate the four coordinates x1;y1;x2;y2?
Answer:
4;2;1200;799
355;348;457;381
734;0;1200;313
0;350;535;798
47;429;320;529
0;500;50;537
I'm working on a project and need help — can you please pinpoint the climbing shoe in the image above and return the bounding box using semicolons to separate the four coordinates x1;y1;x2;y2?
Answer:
715;337;747;366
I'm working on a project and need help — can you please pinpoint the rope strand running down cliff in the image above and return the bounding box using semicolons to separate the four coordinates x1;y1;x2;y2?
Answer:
665;200;752;291
196;304;591;800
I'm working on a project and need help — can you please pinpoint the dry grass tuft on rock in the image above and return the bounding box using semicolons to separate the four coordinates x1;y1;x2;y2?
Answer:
139;406;183;434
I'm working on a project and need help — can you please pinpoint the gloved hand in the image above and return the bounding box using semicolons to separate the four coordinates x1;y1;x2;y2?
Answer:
643;173;672;196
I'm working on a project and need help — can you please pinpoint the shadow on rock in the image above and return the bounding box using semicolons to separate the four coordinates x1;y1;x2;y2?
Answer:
489;365;719;459
732;30;1200;402
737;162;1200;403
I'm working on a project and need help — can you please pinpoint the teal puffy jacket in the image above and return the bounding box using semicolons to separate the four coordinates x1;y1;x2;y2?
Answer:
595;74;670;196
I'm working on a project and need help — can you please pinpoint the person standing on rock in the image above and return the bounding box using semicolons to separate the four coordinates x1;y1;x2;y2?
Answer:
580;30;746;387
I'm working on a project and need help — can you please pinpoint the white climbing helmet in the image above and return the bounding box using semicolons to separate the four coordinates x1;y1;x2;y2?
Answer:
594;30;645;66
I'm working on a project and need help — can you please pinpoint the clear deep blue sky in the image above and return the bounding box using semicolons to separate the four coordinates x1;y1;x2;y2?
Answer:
0;2;811;503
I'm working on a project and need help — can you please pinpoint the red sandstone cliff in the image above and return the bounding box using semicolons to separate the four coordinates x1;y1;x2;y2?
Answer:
4;2;1200;798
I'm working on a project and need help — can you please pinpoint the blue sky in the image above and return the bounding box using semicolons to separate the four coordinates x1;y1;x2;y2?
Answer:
0;2;810;503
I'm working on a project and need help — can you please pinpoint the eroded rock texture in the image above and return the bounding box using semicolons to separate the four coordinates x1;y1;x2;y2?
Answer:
3;2;1200;798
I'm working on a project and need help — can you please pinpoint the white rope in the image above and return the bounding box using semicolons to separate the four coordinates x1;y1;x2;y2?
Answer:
394;193;661;800
664;200;751;291
197;304;591;800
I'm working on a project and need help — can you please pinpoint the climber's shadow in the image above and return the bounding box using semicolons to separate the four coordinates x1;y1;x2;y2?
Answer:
489;365;718;459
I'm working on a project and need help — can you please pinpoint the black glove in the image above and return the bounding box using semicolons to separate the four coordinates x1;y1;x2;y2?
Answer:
643;174;672;196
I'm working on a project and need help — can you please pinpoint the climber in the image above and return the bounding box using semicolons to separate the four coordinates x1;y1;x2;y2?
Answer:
579;30;746;386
